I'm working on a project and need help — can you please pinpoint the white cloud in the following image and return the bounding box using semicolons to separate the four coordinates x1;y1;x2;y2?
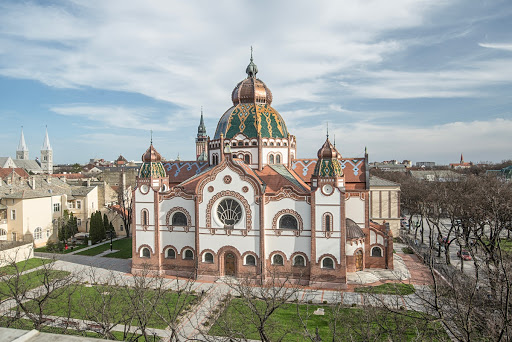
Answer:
479;43;512;51
293;118;512;164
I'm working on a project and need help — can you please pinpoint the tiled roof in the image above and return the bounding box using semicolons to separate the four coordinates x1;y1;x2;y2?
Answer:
292;158;366;184
13;159;42;172
369;176;400;187
254;165;309;194
164;161;210;184
0;168;29;179
0;176;94;199
71;186;95;196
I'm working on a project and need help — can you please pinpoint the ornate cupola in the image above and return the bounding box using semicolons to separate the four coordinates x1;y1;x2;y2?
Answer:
138;140;168;191
312;134;344;189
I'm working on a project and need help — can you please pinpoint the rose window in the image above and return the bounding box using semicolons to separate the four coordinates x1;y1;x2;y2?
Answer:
217;198;243;228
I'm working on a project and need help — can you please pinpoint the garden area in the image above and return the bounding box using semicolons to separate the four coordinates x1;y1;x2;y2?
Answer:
75;237;132;258
209;298;448;341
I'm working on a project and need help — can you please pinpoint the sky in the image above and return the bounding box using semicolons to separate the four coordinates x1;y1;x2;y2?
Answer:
0;0;511;165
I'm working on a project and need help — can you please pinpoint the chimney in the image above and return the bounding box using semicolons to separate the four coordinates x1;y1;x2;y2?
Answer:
60;177;67;184
0;177;2;186
87;178;91;187
30;176;36;190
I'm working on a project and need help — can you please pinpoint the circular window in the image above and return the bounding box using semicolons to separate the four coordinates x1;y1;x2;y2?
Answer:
217;198;243;228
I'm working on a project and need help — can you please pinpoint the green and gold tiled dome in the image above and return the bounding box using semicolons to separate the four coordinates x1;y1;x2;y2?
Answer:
139;144;167;178
214;53;289;139
313;138;343;177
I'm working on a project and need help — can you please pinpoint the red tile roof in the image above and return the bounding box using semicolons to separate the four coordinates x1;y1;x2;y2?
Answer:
0;168;29;179
291;158;366;184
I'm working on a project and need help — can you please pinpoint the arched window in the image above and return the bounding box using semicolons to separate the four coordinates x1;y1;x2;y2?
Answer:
279;215;298;230
141;247;150;258
166;248;176;259
272;254;284;266
232;142;237;147
276;155;281;164
284;142;288;146
184;249;194;260
204;252;214;263
244;154;250;164
371;246;383;257
244;141;249;146
34;227;42;240
0;229;6;237
263;142;267;146
293;255;305;267
141;209;149;226
162;184;168;191
252;141;257;146
322;257;334;269
269;155;274;164
245;254;256;266
172;212;187;226
277;142;281;146
217;198;243;228
270;142;274;146
238;154;243;159
324;213;332;232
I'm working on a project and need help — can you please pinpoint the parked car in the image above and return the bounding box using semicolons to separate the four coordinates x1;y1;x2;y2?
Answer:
457;249;472;261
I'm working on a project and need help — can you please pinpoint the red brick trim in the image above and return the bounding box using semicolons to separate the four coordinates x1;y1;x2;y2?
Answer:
269;250;287;265
160;186;195;201
290;251;309;267
317;253;338;267
137;244;154;257
165;207;192;232
140;208;149;230
272;209;303;237
241;251;259;266
322;212;333;238
180;246;195;260
162;245;177;259
206;190;252;233
200;249;216;263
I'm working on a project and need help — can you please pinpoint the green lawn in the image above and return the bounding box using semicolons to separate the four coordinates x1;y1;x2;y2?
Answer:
0;269;71;300
35;244;88;254
21;284;197;329
75;238;132;258
0;258;51;276
498;239;512;252
209;299;448;341
0;317;159;341
355;283;416;296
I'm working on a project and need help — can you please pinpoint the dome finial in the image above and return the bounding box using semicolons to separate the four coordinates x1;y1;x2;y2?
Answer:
246;46;258;78
326;122;329;139
150;129;153;144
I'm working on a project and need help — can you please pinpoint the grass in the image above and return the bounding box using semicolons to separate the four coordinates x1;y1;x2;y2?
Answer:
75;237;132;258
0;269;71;300
0;317;160;341
402;246;415;254
498;238;512;252
35;244;88;254
354;283;416;296
209;299;447;341
20;284;197;329
0;258;51;276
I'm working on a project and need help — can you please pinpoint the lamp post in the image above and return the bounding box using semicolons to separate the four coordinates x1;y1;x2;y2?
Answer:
110;225;113;251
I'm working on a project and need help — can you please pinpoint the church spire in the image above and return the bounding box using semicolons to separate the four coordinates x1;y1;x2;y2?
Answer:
18;127;28;152
42;126;51;150
16;127;29;160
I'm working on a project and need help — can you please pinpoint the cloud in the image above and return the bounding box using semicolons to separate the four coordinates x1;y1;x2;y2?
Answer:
293;118;512;164
479;43;512;51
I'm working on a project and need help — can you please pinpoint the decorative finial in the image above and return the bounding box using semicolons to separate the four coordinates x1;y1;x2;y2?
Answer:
326;122;329;139
246;46;258;77
365;146;368;155
150;130;153;144
334;134;336;148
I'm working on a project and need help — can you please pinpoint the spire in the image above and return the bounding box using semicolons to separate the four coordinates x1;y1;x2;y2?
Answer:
326;122;329;139
246;46;258;78
198;107;206;135
460;153;464;163
17;127;28;152
42;126;51;150
150;130;153;145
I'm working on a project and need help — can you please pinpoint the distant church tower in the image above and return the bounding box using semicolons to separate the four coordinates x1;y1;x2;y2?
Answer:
40;127;53;174
196;108;209;161
16;127;29;160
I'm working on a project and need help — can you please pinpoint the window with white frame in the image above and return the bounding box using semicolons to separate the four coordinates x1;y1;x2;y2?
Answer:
140;247;150;258
272;254;284;266
77;219;81;226
245;254;256;266
53;203;60;212
68;202;74;209
371;246;383;257
203;252;214;263
293;255;305;267
166;248;176;259
34;227;43;240
76;200;81;209
321;257;334;269
46;229;51;237
183;249;194;260
10;210;16;220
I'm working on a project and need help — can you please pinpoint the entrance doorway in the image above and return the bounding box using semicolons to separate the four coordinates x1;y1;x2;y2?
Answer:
224;252;236;276
355;250;363;271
